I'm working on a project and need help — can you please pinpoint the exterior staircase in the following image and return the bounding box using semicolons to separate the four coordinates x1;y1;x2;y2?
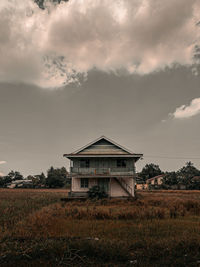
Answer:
114;177;134;197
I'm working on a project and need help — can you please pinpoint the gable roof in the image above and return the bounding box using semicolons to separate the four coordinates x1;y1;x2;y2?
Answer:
73;136;133;154
63;136;143;159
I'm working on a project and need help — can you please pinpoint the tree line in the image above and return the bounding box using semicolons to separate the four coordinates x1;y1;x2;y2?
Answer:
138;161;200;190
0;167;70;188
1;161;200;189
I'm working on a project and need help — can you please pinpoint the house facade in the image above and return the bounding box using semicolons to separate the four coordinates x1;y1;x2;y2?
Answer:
135;183;148;190
146;174;164;186
63;136;143;198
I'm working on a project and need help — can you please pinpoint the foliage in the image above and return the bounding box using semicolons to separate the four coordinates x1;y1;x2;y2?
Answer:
46;166;67;188
39;172;46;184
0;177;6;187
34;0;69;9
139;163;162;182
162;162;200;189
88;185;108;199
138;162;200;190
177;161;200;186
27;172;47;188
163;172;178;187
7;170;24;181
0;171;24;187
0;167;69;189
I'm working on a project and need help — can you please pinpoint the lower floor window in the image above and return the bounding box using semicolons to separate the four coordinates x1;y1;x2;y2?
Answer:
80;178;89;188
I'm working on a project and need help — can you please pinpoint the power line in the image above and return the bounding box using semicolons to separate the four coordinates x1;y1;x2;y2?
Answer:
144;155;200;160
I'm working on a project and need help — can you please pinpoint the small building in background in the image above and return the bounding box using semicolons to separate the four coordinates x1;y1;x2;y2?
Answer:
146;174;165;188
64;136;143;198
7;180;33;189
135;183;148;190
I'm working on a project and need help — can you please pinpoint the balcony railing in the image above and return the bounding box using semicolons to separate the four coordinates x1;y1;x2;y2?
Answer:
70;167;134;176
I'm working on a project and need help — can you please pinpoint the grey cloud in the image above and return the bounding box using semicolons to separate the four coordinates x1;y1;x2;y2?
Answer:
1;66;200;175
0;0;199;88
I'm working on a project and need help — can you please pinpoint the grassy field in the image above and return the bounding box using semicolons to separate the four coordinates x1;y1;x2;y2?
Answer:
1;189;200;266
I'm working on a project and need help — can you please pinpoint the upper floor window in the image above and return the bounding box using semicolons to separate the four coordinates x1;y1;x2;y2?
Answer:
80;159;90;168
117;159;126;168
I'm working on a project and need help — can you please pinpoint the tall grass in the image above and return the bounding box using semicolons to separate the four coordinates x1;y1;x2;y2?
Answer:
0;189;68;232
1;190;200;266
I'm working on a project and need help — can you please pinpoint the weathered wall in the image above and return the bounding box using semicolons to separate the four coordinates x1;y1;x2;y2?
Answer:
110;178;134;197
136;184;148;190
149;177;163;185
71;177;135;197
72;178;97;192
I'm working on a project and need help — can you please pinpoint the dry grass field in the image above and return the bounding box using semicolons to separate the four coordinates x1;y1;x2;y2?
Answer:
1;189;200;266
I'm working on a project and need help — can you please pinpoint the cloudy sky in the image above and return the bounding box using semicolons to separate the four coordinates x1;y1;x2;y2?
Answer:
0;0;200;176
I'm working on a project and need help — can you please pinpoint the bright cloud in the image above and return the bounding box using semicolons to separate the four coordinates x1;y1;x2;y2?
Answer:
0;161;7;165
0;0;200;88
172;98;200;119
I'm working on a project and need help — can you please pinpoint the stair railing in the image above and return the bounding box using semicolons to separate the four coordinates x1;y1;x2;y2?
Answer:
116;177;133;196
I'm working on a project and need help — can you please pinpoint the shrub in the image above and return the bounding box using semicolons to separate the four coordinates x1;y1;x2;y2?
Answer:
88;186;108;199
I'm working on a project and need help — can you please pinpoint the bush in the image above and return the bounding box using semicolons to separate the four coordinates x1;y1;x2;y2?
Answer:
88;186;108;199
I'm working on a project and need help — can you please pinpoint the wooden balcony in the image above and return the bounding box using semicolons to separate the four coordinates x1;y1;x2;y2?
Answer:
70;167;134;177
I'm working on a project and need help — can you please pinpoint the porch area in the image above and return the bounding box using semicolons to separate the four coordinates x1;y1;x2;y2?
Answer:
70;177;134;198
70;167;134;176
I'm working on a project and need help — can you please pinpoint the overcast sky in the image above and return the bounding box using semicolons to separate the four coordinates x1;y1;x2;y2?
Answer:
0;0;200;176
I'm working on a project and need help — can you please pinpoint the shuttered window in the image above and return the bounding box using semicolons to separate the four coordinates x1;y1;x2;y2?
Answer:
80;178;89;188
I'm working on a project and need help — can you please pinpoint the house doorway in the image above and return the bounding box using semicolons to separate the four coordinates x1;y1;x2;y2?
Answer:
98;178;110;193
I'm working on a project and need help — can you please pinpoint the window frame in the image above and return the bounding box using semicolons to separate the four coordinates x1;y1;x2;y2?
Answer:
80;178;89;188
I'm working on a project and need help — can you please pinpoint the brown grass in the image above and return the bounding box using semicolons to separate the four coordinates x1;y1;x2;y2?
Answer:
1;190;200;266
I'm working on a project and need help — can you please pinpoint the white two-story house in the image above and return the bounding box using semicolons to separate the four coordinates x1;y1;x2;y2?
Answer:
63;136;143;198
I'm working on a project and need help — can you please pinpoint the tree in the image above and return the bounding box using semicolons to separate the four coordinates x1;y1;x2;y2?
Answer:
46;166;67;188
28;172;46;188
7;171;24;181
39;172;46;185
162;172;178;187
1;175;11;187
0;171;24;187
139;163;162;182
0;177;5;187
88;185;108;199
177;162;200;188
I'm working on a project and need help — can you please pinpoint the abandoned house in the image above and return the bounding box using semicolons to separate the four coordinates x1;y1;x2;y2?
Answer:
63;136;143;198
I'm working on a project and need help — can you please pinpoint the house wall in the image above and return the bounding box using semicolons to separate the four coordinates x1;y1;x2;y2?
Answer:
71;157;136;197
149;177;163;185
136;184;148;190
71;177;135;197
72;178;97;192
110;177;134;197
